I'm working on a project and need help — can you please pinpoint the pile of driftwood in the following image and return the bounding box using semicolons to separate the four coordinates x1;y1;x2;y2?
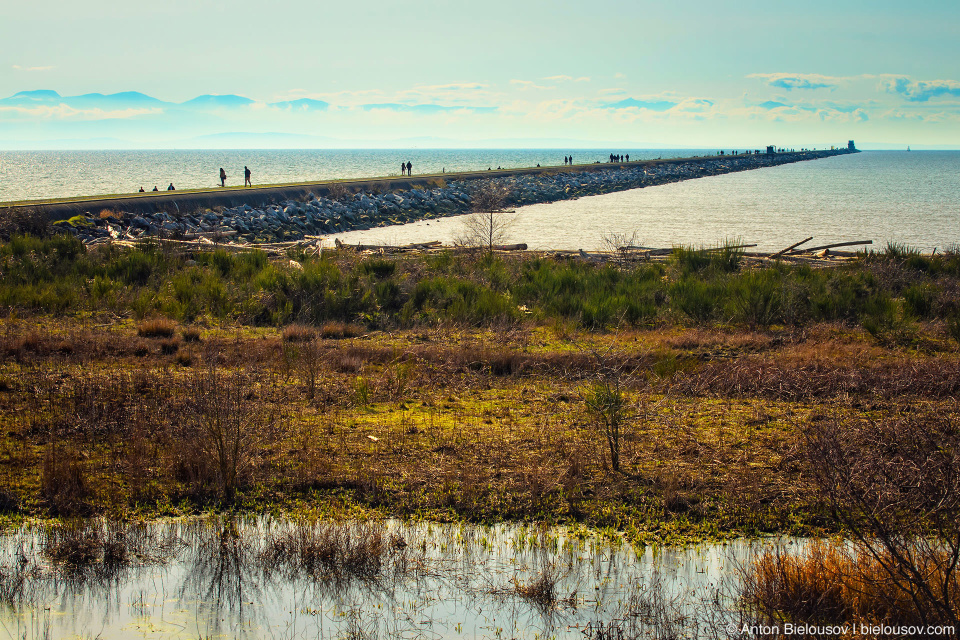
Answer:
82;233;876;267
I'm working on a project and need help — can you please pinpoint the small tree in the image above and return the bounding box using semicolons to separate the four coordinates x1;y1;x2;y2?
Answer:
458;180;514;252
579;344;638;476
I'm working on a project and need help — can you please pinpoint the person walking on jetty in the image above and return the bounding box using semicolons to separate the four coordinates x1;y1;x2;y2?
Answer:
244;166;251;187
219;167;227;187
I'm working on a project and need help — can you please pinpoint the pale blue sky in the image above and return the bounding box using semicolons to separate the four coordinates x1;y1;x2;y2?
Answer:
2;0;959;148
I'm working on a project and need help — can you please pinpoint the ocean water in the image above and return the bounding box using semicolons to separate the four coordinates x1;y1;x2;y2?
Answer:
329;150;960;252
1;149;957;252
0;148;710;202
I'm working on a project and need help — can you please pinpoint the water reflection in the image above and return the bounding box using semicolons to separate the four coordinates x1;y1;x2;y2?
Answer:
0;517;793;639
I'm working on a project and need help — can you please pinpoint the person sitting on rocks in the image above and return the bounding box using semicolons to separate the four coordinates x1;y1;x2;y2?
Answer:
167;183;175;190
139;186;145;192
219;167;227;187
152;185;159;191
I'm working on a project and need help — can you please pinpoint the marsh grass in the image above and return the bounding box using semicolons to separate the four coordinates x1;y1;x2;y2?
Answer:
742;541;960;627
137;317;176;338
260;520;412;582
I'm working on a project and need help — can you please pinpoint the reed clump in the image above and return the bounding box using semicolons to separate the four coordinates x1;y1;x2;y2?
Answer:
743;541;960;628
261;521;408;581
137;317;176;338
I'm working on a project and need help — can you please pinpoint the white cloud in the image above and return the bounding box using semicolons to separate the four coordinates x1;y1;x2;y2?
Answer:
11;64;54;72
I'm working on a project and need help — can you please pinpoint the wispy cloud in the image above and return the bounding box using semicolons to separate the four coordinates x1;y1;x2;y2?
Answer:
748;73;842;90
11;65;54;72
510;79;555;91
883;77;960;102
544;75;590;82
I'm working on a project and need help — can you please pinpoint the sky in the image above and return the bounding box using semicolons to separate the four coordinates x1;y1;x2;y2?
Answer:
2;0;959;149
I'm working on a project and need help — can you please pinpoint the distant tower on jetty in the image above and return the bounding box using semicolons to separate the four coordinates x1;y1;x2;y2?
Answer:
766;145;776;154
848;140;856;151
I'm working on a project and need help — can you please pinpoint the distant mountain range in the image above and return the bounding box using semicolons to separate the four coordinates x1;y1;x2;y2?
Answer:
0;90;330;111
0;90;502;114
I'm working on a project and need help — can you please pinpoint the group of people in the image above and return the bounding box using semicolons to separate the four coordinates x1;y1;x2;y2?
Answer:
608;153;629;163
219;166;253;187
138;164;253;193
399;161;414;176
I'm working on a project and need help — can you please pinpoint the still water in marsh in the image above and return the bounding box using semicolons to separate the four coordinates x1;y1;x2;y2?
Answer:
0;517;793;639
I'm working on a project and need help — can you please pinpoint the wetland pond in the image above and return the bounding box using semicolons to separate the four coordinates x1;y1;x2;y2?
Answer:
0;517;794;639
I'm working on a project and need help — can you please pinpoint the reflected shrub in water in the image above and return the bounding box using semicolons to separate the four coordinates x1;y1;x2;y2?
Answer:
261;521;410;581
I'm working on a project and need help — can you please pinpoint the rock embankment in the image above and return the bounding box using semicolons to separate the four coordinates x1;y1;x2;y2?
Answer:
54;150;850;244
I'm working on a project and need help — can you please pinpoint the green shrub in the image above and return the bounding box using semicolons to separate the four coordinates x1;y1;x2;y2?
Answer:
729;268;784;327
670;278;723;323
902;283;937;320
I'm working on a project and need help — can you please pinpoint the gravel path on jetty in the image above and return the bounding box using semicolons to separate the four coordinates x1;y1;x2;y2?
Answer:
51;150;851;245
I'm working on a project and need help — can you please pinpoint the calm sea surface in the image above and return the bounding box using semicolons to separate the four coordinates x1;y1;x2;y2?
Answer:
329;150;960;253
1;149;957;252
0;148;707;202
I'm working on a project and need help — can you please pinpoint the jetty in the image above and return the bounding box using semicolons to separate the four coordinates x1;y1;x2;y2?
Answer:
3;148;856;245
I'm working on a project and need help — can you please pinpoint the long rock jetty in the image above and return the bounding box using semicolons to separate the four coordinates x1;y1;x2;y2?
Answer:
15;149;855;244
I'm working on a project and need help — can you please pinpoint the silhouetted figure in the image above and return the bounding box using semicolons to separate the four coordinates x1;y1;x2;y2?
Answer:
152;186;159;191
401;162;406;176
139;186;145;192
569;156;573;165
406;161;412;175
626;154;629;162
167;183;175;191
244;166;251;186
536;163;540;167
219;167;226;187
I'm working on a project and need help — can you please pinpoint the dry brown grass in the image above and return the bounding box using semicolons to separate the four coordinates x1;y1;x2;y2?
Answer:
743;541;960;629
282;323;316;342
137;317;176;338
319;321;364;339
1;319;958;543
